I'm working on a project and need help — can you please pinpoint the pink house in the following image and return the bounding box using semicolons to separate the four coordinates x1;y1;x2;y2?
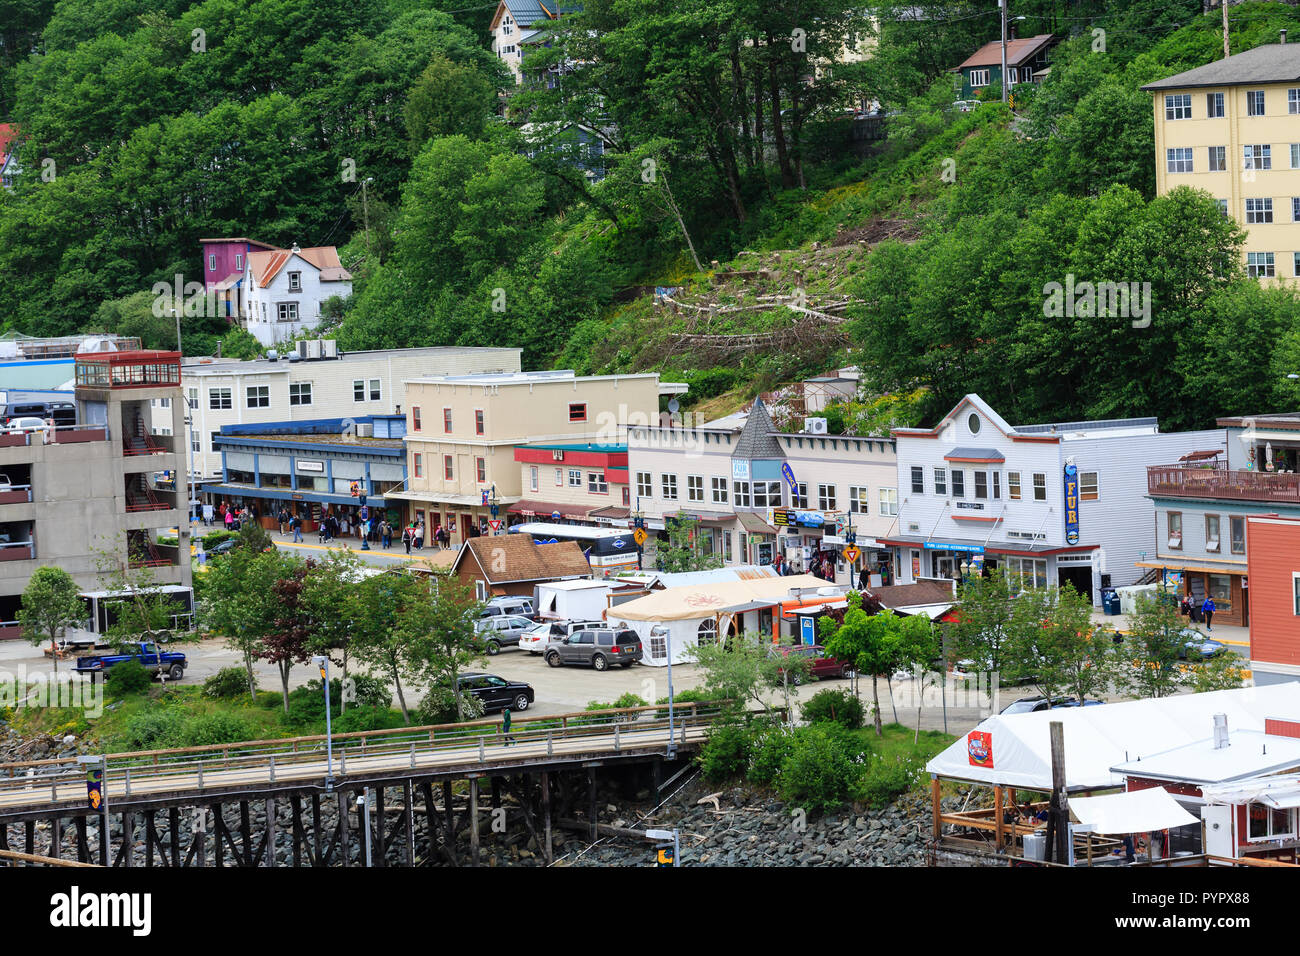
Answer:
199;237;277;321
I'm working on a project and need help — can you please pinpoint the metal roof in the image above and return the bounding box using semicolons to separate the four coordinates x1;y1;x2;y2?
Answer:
733;397;785;460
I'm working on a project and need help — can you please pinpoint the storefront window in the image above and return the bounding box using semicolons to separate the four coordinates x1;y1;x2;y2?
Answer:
1005;557;1047;594
1209;574;1233;613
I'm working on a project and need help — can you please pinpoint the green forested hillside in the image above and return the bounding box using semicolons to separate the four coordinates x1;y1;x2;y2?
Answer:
3;0;1300;427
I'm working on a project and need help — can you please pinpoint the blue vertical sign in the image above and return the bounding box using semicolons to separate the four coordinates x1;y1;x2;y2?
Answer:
1063;463;1080;545
800;616;816;645
781;462;799;505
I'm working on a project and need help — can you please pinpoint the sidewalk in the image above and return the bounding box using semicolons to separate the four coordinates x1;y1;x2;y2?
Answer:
1089;609;1250;649
258;527;457;568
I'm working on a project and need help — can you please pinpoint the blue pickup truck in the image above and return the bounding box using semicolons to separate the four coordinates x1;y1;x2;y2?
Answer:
74;641;188;682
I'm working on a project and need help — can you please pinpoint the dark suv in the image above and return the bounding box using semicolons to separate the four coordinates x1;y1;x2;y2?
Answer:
0;401;74;427
544;628;643;670
457;673;534;713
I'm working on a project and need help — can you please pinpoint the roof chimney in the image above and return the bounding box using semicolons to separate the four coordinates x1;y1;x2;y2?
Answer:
1213;713;1230;750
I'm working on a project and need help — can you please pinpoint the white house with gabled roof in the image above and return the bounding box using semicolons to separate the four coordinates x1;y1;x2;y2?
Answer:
243;244;353;347
884;394;1223;604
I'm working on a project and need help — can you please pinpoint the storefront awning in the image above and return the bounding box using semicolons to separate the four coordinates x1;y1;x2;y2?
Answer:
736;511;775;534
508;499;597;520
1069;788;1199;835
1135;560;1247;577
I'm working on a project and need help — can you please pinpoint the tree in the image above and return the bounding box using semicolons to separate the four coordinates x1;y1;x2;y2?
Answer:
946;572;1016;703
401;572;485;723
1187;651;1247;694
300;549;368;712
263;559;313;713
820;597;934;737
18;566;84;676
1121;592;1188;699
689;631;808;720
1006;582;1121;704
203;546;290;698
655;514;723;572
403;53;498;148
92;536;188;649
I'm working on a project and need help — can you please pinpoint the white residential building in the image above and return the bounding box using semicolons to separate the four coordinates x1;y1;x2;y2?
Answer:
155;344;522;481
243;244;353;346
885;394;1225;604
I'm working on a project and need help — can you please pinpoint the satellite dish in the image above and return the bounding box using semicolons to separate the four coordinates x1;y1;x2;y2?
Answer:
667;399;680;414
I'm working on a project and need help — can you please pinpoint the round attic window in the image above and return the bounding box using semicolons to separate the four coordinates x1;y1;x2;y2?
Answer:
968;413;982;435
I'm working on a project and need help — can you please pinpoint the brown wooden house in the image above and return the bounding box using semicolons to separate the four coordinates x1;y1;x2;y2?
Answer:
451;534;592;600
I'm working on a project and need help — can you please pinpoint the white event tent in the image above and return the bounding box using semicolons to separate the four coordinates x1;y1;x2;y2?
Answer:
925;683;1300;792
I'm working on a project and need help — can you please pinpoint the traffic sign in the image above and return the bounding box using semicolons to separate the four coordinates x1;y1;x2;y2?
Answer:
551;510;562;521
633;528;648;546
842;545;861;563
489;520;502;533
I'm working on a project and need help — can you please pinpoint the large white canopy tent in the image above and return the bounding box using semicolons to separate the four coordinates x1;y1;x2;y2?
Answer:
925;684;1300;792
608;574;843;666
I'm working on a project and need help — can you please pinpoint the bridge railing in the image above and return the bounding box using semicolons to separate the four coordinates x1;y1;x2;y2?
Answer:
0;701;733;804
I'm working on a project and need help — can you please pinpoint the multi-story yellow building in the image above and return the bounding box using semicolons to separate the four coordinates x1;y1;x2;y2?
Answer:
1145;38;1300;282
391;371;670;544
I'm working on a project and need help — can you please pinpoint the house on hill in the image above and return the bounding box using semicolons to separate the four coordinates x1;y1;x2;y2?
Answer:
451;533;591;600
243;243;353;347
953;33;1055;100
0;124;21;190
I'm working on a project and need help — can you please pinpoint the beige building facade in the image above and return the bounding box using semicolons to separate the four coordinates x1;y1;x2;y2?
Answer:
395;371;663;543
1146;40;1300;282
158;344;522;480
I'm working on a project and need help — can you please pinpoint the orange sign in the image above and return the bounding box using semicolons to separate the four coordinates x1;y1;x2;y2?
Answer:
842;546;861;563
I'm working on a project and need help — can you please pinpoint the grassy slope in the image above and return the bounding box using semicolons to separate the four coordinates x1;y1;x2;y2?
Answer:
558;105;1011;417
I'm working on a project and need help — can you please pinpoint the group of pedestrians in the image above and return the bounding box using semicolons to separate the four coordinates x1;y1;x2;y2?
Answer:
1180;593;1217;630
205;501;255;532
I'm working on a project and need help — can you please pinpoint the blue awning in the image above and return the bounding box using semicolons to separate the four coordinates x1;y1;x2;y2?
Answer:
203;484;391;509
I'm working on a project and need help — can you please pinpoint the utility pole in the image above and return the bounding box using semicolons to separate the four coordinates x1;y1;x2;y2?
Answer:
361;176;374;262
1223;0;1230;59
1044;721;1071;864
1000;0;1009;104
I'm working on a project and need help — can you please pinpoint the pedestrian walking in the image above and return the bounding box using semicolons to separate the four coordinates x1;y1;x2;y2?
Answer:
415;524;424;550
403;526;412;555
502;707;514;747
224;508;234;532
1202;595;1216;631
291;514;303;543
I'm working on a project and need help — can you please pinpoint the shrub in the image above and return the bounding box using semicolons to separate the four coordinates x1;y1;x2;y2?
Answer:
346;674;392;709
748;725;796;787
174;713;257;747
585;693;647;711
105;660;152;697
698;720;756;783
334;706;405;733
200;530;237;550
416;686;486;725
852;756;924;809
801;689;865;730
122;710;187;750
775;724;869;813
203;666;251;700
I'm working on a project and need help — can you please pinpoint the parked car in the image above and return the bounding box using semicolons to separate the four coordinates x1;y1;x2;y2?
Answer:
1;416;51;434
1000;695;1104;715
473;614;534;655
544;627;643;670
1177;629;1228;660
768;643;854;684
457;673;534;713
206;538;241;559
479;596;535;619
519;619;603;655
73;641;188;682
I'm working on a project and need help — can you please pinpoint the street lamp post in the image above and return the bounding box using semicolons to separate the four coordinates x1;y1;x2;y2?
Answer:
312;655;335;791
653;625;676;758
633;497;645;570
